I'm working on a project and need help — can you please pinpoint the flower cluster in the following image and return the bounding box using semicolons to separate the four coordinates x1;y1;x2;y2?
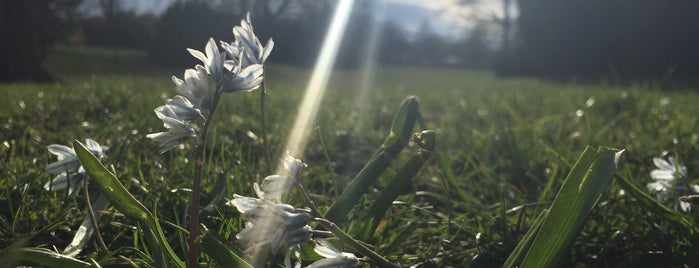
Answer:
44;138;107;195
646;156;699;212
227;155;308;265
147;13;273;153
228;155;359;267
228;194;311;256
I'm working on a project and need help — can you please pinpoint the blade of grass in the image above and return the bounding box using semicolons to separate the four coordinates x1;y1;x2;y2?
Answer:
74;140;184;268
200;231;252;268
519;147;623;267
63;193;110;257
324;96;419;226
616;174;699;237
2;247;91;268
364;130;434;238
503;208;549;268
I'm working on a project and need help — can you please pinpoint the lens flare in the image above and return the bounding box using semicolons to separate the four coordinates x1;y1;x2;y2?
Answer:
281;0;355;163
249;0;355;265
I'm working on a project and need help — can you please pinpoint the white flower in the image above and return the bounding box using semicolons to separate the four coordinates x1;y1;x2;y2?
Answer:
222;61;264;92
45;144;80;175
155;95;204;121
647;157;686;200
228;13;274;67
227;194;311;256
173;65;210;109
188;38;224;81
44;139;107;195
255;176;294;202
308;238;360;268
646;156;697;212
253;155;304;202
218;13;271;93
146;110;197;154
283;154;305;179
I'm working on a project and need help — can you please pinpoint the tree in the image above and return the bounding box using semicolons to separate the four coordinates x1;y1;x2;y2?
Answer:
0;0;81;82
502;0;699;80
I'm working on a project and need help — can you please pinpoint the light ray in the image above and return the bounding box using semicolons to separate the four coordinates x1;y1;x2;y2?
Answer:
248;1;355;265
281;0;355;163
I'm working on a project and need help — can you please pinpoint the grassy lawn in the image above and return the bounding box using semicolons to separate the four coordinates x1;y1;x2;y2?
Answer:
2;45;699;266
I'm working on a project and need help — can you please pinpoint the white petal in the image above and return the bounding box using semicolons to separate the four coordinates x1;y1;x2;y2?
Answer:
47;144;76;160
261;39;274;63
227;194;265;213
691;184;699;193
187;48;207;65
653;157;673;171
313;238;341;258
651;170;675;181
172;75;184;87
84;138;104;158
681;201;692;212
44;172;83;192
45;158;81;174
647;181;669;192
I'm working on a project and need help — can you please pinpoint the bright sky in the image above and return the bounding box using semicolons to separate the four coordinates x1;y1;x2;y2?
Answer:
381;0;514;39
86;0;514;40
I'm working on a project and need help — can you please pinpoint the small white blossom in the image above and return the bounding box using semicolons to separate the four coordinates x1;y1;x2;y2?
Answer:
255;176;294;202
155;96;204;121
283;154;305;179
44;139;107;195
227;194;311;255
646;156;697;212
188;38;224;81
45;144;80;175
222;62;264;92
308;238;360;268
228;13;274;67
173;65;210;109
146;110;196;154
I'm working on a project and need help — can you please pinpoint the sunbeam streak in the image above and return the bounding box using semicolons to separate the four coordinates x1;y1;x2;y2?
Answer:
281;0;355;163
249;0;355;265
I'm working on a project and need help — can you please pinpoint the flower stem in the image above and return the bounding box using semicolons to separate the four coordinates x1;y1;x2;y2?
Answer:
83;177;110;254
187;88;224;268
260;81;273;174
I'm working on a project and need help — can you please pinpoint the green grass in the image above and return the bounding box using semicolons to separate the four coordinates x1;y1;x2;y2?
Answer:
2;45;699;266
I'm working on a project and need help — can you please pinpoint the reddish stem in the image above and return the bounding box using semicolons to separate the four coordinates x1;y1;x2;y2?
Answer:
187;89;223;268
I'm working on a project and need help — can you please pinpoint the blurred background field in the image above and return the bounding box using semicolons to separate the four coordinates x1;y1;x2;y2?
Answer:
2;42;699;266
3;0;699;266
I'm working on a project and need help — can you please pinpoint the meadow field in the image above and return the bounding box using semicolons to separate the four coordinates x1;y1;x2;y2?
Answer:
2;45;699;267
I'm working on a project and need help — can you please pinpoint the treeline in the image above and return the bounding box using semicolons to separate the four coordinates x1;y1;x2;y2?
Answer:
499;0;699;81
4;0;699;83
73;0;493;70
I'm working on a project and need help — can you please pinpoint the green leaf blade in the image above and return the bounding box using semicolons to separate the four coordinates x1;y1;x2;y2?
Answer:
324;97;419;226
520;147;622;267
74;140;150;222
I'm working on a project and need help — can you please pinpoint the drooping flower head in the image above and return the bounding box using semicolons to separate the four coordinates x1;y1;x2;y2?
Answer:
254;154;306;202
227;194;311;256
146;109;197;154
308;238;360;268
222;61;264;92
155;95;204;121
227;155;310;266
